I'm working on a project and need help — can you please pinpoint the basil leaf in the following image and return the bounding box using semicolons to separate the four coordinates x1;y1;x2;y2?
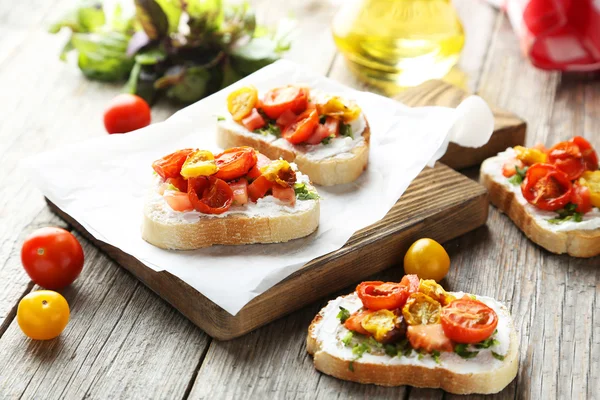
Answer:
384;344;398;357
336;307;351;324
492;352;505;361
352;343;370;359
135;0;169;40
339;122;353;138
321;135;334;145
341;331;353;347
254;122;281;137
431;350;441;364
475;337;499;349
548;203;583;224
454;343;479;358
155;66;211;104
294;183;319;201
72;32;134;81
319;115;327;124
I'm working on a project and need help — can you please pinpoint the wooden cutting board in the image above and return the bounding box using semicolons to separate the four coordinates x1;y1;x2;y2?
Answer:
46;81;525;340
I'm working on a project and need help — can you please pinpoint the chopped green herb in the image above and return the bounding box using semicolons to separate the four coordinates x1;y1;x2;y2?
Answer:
384;344;398;357
294;182;320;200
319;115;327;124
352;343;370;359
418;352;424;360
454;343;479;358
337;306;351;323
348;361;354;372
396;339;413;357
339;122;353;138
341;331;353;347
165;183;179;192
508;165;528;185
367;337;383;349
491;352;505;361
321;134;335;145
254;122;281;137
475;337;499;349
469;294;477;300
431;350;441;364
548;203;583;224
217;116;225;121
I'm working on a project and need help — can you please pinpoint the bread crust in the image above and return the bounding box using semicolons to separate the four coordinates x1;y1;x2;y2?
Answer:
216;123;370;186
306;295;519;395
142;198;320;250
480;157;600;258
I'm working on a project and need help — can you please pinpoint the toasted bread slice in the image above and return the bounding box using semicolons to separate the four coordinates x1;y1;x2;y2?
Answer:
142;180;319;250
216;121;370;186
307;293;519;394
480;154;600;258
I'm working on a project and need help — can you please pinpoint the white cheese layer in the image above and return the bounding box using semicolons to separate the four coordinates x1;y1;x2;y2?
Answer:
217;90;367;162
482;148;600;232
148;172;316;223
312;292;512;374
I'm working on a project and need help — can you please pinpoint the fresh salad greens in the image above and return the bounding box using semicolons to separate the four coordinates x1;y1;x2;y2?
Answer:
548;203;583;224
49;0;292;104
294;182;319;201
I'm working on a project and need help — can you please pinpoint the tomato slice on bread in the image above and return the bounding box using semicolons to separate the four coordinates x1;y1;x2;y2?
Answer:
152;149;194;180
440;297;498;344
188;176;233;214
261;86;308;119
282;108;319;144
547;141;586;181
356;281;411;311
214;147;258;181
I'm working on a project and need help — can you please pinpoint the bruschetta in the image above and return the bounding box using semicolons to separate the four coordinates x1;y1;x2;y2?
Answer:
480;136;600;257
307;277;519;394
142;146;320;250
216;85;370;186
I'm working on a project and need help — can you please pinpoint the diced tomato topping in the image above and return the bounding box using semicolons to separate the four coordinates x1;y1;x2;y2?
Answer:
246;154;272;181
306;124;332;145
407;324;454;353
272;185;296;206
344;309;373;336
229;179;249;206
164;191;193;212
502;159;525;178
276;109;297;127
166;176;188;192
282;108;319;144
572;183;592;213
248;176;273;202
242;108;266;131
246;166;261;180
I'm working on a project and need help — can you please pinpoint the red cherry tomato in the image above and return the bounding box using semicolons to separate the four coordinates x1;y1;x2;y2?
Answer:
214;147;258;181
521;163;573;211
547;141;586;180
571;136;599;171
356;281;411;311
441;298;498;344
187;176;233;214
260;86;308;119
166;176;188;192
152;149;195;180
282;109;319;144
343;309;373;336
103;94;151;134
21;227;84;290
572;184;592;213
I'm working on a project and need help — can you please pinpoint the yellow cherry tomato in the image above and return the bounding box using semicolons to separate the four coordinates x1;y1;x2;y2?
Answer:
513;145;548;166
579;171;600;208
361;309;396;342
17;290;70;340
402;293;441;325
403;238;450;281
180;150;217;179
418;279;456;306
315;96;361;123
227;86;258;121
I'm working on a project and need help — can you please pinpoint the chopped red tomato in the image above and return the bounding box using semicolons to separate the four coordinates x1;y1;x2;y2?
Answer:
407;323;454;353
248;176;273;202
502;159;525;178
164;191;193;212
214;147;257;181
246;153;272;180
441;297;498;344
229;179;249;206
572;183;592;213
344;309;373;336
261;86;308;119
246;166;261;180
282;108;319;144
548;141;586;180
571;136;599;171
242;108;266;131
276;109;297;127
521;163;573;211
166;176;188;192
306;125;331;145
357;281;411;311
152;149;194;180
188;176;233;214
400;274;420;294
272;185;296;205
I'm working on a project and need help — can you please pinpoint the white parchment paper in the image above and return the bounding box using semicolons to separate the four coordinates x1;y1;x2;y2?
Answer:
24;60;494;315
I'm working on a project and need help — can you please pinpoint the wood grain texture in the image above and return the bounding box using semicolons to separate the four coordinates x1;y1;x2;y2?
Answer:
48;162;488;340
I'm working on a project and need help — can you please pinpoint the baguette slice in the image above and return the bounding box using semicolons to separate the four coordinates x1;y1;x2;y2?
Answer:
480;155;600;258
307;293;519;395
142;181;319;250
216;121;370;187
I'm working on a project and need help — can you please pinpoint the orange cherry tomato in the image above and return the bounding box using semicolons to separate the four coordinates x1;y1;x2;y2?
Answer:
572;183;592;213
282;108;319;144
343;309;373;336
548;141;586;180
260;86;308;119
214;147;258;181
441;297;498;344
21;227;84;290
164;191;193;212
247;175;273;202
152;149;195;180
17;290;70;340
571;136;599;171
521;163;573;211
187;176;233;214
407;323;454;353
103;94;151;134
356;281;411;311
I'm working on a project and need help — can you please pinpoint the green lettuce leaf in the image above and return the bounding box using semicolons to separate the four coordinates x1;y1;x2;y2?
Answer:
72;31;134;81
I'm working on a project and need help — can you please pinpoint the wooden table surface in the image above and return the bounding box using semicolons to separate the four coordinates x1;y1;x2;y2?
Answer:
1;1;598;399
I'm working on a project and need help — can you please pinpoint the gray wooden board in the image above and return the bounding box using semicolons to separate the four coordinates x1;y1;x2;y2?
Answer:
0;1;598;399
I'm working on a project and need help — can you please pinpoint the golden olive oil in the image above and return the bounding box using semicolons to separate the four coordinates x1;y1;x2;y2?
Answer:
332;0;465;90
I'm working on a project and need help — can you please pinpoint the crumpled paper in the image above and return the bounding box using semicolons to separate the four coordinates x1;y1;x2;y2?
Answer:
24;60;493;315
